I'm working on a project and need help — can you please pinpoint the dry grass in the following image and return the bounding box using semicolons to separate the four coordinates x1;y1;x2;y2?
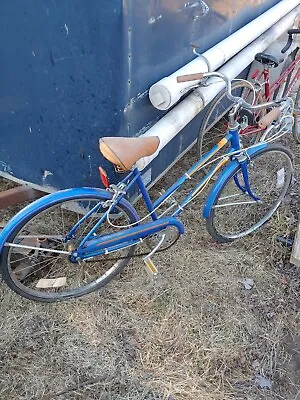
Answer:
0;137;300;400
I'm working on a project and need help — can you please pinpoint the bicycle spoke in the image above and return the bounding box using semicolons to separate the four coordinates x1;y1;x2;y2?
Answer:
207;146;293;241
17;255;61;279
3;196;137;301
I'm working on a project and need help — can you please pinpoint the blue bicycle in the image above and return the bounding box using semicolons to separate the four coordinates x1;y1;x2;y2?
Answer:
0;72;293;302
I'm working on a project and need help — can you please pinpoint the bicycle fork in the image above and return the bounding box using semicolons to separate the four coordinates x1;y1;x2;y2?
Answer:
229;105;260;202
234;156;260;202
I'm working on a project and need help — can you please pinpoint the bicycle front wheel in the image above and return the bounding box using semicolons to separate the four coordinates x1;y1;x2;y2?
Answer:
293;85;300;143
283;48;299;99
206;145;293;243
0;193;138;302
273;48;299;100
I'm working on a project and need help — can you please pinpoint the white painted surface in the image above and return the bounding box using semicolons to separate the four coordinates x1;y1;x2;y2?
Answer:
137;6;300;170
149;0;300;110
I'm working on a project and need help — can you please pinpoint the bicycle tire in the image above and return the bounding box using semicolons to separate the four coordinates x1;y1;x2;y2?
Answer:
196;80;264;172
284;48;300;97
273;48;299;100
293;85;300;143
0;193;139;302
206;144;293;243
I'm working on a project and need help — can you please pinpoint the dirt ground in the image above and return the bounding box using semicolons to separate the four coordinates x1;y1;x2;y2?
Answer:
0;135;299;400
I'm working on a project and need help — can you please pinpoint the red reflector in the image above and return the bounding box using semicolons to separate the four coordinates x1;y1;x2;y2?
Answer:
99;167;110;188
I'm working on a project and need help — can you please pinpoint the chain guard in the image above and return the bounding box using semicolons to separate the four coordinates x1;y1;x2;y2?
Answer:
84;225;181;263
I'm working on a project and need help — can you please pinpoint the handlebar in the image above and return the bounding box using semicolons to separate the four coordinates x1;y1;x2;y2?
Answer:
176;71;283;111
281;28;300;54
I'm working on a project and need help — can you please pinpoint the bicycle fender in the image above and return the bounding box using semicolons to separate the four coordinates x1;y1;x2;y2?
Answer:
203;143;268;219
0;188;139;253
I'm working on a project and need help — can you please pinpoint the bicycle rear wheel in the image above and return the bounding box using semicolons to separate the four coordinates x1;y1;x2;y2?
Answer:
206;145;293;243
0;193;138;302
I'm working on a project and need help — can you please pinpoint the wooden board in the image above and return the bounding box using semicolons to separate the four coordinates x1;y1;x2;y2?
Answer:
291;220;300;267
0;186;44;210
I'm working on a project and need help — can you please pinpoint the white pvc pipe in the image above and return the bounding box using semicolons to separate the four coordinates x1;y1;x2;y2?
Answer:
137;5;300;171
149;0;300;111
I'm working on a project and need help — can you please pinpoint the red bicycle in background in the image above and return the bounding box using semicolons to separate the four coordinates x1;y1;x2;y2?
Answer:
197;28;300;166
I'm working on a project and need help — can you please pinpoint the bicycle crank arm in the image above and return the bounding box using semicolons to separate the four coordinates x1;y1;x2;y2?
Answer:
76;217;184;258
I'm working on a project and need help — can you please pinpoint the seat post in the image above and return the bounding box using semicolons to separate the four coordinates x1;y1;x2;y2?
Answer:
263;67;271;101
133;168;158;221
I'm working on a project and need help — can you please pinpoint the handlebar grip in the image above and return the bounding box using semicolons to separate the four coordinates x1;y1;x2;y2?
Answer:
282;29;300;54
287;28;300;35
258;107;281;129
176;73;204;83
281;36;293;54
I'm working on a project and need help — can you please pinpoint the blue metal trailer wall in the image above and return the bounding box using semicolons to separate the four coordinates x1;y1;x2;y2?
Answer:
0;0;280;191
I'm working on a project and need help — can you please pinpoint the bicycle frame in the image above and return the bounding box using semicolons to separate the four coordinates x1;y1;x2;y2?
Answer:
70;125;266;261
251;53;300;101
237;53;300;138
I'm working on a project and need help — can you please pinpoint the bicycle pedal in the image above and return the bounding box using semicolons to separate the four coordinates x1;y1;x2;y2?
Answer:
143;257;158;279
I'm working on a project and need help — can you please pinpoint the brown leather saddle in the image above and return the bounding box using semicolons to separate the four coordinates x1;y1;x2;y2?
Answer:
99;136;160;171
